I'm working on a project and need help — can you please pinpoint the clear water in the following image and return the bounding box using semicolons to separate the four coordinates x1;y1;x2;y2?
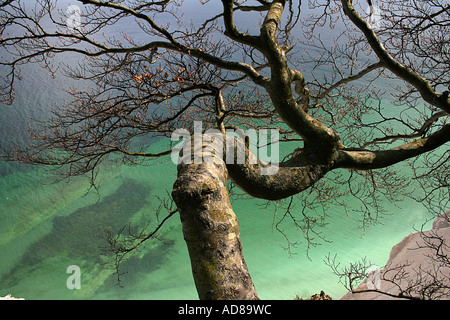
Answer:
0;1;434;300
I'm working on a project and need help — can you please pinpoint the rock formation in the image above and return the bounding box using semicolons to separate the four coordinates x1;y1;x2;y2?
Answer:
0;294;24;300
340;210;450;300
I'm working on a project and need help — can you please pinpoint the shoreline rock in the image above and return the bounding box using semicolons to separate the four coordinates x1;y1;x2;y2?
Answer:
340;210;450;300
0;294;25;300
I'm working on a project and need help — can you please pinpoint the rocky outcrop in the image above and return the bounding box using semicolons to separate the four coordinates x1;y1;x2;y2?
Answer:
0;294;24;300
294;290;332;300
309;291;332;300
432;210;450;230
340;210;450;300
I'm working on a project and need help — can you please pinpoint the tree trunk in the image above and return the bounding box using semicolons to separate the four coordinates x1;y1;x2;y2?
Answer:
172;134;259;300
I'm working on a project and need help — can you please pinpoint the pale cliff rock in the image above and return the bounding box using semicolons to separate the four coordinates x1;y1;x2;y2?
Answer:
0;294;24;300
340;210;450;300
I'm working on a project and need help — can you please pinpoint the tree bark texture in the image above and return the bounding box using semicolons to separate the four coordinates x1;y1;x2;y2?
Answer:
172;134;259;300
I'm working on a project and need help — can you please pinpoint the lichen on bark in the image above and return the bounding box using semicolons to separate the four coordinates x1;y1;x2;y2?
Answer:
172;134;258;300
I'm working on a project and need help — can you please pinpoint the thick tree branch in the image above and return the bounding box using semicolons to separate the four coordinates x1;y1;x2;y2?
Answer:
226;136;332;201
335;124;450;170
221;0;263;49
175;132;333;201
340;0;450;114
256;0;343;155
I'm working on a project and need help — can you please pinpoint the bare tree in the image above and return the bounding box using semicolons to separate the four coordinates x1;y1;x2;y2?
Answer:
0;0;449;300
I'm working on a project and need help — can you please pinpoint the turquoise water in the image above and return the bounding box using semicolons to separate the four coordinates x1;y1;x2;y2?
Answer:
0;137;431;300
0;1;436;300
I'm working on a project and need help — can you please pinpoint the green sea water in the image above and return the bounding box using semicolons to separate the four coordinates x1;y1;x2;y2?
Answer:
0;134;432;300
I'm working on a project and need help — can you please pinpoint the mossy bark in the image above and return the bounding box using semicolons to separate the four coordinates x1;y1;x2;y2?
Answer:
172;135;258;300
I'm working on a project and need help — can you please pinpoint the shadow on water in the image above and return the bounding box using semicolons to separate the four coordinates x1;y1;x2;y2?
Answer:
97;237;175;296
0;161;36;177
1;178;175;294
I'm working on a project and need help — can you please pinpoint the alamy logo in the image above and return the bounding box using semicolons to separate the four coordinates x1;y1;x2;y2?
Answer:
366;3;382;30
366;264;381;291
171;121;279;175
66;265;81;290
66;5;81;31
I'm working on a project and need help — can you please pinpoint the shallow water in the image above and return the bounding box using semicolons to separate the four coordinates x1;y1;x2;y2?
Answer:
0;137;430;299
